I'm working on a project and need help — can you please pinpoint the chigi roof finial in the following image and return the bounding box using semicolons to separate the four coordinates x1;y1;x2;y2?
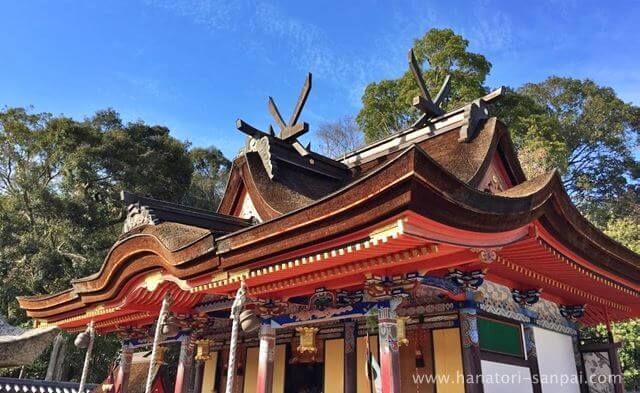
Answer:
235;72;347;180
407;48;506;142
236;73;312;153
408;48;451;128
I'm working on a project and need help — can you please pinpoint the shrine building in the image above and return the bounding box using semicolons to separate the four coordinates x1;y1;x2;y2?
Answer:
16;51;640;393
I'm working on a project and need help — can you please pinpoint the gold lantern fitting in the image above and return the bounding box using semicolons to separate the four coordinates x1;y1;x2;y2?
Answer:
397;316;409;347
296;327;319;354
194;339;214;361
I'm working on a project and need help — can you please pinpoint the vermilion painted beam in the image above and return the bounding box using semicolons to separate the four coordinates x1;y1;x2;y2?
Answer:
251;248;478;300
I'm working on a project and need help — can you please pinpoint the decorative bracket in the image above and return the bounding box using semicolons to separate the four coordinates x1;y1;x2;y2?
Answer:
255;299;289;318
559;304;586;322
405;272;465;298
445;269;486;291
511;288;542;307
470;247;501;264
364;274;416;299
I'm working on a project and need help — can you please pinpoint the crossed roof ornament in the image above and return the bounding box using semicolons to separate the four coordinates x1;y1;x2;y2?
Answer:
236;73;312;148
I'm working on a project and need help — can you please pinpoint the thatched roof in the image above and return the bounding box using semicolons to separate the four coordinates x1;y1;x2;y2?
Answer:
0;316;58;367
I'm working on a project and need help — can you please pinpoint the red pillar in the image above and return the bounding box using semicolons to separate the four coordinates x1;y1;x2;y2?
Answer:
256;325;276;393
174;335;194;393
378;307;401;393
118;345;133;393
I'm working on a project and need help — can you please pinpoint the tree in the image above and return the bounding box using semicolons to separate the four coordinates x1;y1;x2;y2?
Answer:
316;115;363;158
499;78;640;222
357;28;491;142
0;107;229;382
0;108;195;310
182;146;231;210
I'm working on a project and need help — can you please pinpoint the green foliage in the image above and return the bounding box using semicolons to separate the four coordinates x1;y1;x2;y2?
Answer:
604;216;640;254
357;28;491;142
614;320;640;390
509;77;640;216
182;146;231;210
583;321;640;391
0;106;230;381
0;107;194;321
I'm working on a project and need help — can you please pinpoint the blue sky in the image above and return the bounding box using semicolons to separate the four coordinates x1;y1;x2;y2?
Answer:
1;0;640;158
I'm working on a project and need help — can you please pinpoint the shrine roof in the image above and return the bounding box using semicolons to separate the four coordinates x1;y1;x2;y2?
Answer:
15;65;640;327
16;137;640;325
218;151;347;219
346;116;525;186
219;112;525;220
121;191;252;234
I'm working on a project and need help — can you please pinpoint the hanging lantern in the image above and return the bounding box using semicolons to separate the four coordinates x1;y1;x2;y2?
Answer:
194;339;214;361
74;330;91;348
296;327;319;354
161;314;180;337
396;316;409;346
239;309;260;333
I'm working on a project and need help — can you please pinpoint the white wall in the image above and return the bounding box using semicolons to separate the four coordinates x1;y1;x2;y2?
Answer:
481;360;534;393
533;327;581;393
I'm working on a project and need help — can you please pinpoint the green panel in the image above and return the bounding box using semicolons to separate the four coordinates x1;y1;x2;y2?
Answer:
478;318;523;357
